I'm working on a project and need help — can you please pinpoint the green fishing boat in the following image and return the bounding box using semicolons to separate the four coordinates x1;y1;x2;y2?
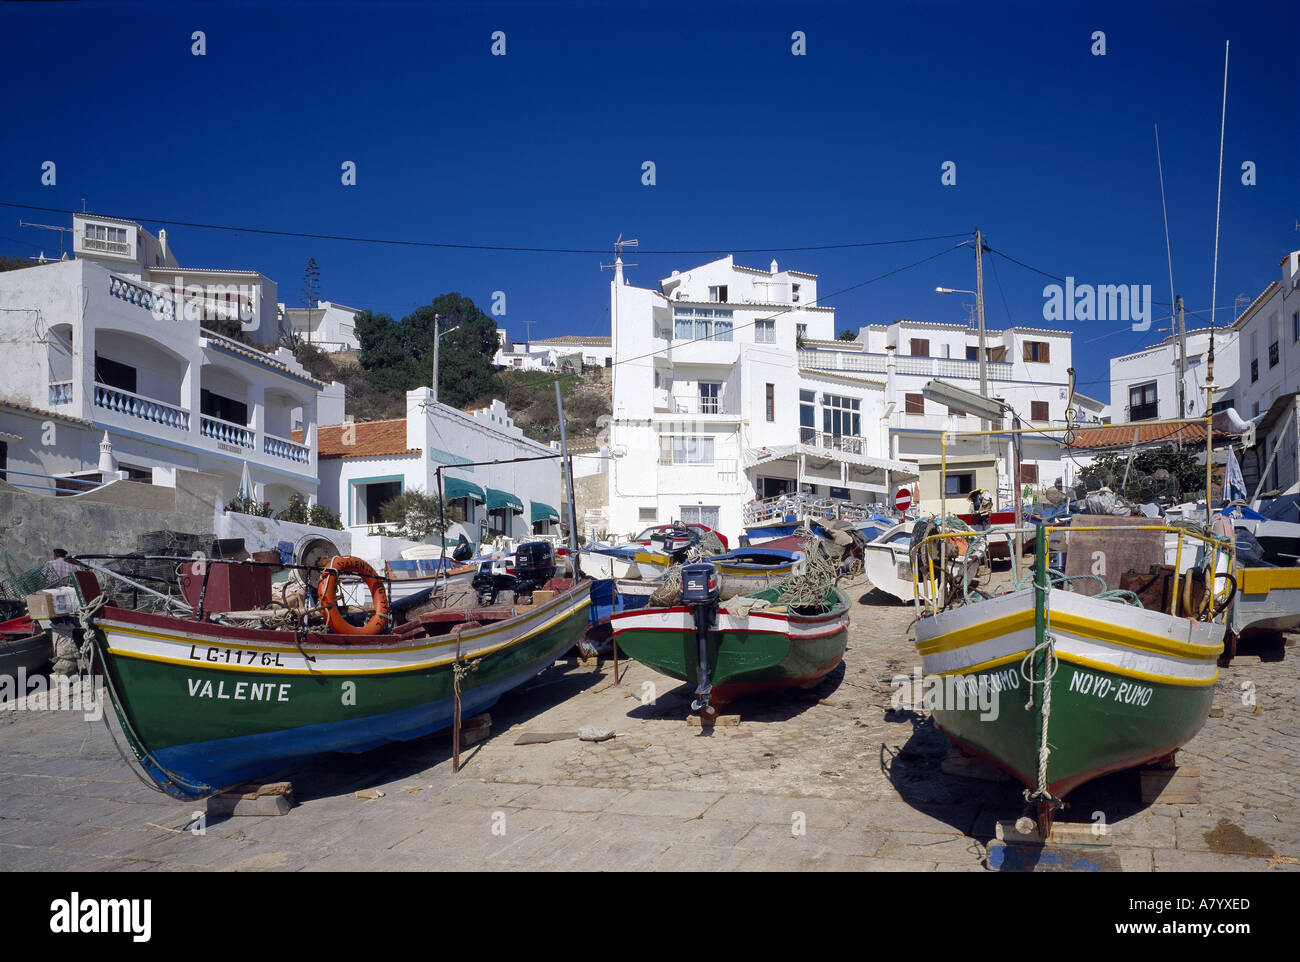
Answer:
609;561;850;714
912;520;1231;832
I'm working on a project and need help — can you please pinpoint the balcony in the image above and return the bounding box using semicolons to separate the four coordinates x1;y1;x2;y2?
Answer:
93;383;189;431
200;415;255;449
890;411;984;433
108;274;175;320
658;394;740;417
265;432;311;464
799;349;1015;382
49;381;73;406
1129;401;1160;421
799;428;868;455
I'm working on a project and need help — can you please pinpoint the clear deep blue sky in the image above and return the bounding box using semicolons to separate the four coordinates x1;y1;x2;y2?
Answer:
2;0;1296;400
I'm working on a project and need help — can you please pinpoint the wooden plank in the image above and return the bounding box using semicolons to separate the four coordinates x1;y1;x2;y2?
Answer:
1139;765;1201;804
207;781;293;817
514;731;580;745
687;714;740;727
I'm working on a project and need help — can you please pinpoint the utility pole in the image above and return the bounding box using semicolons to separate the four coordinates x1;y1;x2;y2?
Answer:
974;228;989;453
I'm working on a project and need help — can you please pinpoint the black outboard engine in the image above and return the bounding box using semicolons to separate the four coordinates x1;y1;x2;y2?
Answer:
680;561;722;716
472;559;513;607
512;541;556;604
451;534;474;564
662;523;699;564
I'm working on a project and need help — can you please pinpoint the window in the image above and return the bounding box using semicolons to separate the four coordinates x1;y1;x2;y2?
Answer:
910;338;930;358
708;285;728;303
1030;401;1049;421
698;382;721;414
1129;382;1158;420
765;383;775;422
791;283;801;303
987;345;1007;362
1269;341;1279;368
905;393;925;415
965;346;978;361
659;436;714;465
1020;464;1039;483
1250;359;1259;383
200;389;248;426
673;307;733;341
605;357;612;368
796;323;807;337
799;389;816;442
759;477;789;498
1023;340;1050;362
84;223;128;245
359;480;402;525
945;473;975;495
822;394;861;438
1212;397;1235;413
681;505;720;529
93;353;137;394
829;486;850;501
1293;310;1299;343
755;319;775;342
638;507;657;522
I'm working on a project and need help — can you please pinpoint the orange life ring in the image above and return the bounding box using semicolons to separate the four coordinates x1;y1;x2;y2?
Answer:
318;555;390;635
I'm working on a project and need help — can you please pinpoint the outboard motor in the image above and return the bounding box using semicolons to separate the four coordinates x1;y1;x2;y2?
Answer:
471;558;513;606
512;541;556;604
680;561;722;716
451;534;474;564
662;523;699;564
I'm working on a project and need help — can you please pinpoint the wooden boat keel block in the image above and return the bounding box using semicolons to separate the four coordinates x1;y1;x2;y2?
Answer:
207;781;294;817
1138;764;1201;804
686;713;740;727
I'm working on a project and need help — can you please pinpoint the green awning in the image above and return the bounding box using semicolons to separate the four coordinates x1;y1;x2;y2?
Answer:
443;477;485;504
486;487;525;514
530;501;560;524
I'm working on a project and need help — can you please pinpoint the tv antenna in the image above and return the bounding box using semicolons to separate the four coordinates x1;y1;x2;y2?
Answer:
602;233;638;272
19;220;73;258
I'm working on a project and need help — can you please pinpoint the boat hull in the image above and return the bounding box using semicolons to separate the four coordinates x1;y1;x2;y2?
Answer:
0;631;54;678
1231;566;1300;637
88;587;591;798
610;589;850;706
913;586;1223;799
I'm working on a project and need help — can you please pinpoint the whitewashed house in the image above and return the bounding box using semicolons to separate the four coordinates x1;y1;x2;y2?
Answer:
315;389;565;563
0;214;332;508
606;255;915;539
530;335;613;370
493;330;555;370
1109;326;1242;424
279;300;362;352
1228;251;1300;492
802;321;1077;502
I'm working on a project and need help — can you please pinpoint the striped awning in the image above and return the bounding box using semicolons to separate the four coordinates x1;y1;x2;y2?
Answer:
530;501;560;524
487;488;525;514
443;477;485;503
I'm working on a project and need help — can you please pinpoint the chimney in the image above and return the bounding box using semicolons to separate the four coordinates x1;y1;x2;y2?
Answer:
770;259;778;274
97;431;117;474
158;229;168;261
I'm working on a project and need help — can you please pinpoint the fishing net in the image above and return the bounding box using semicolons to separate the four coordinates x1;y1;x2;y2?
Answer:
766;531;837;610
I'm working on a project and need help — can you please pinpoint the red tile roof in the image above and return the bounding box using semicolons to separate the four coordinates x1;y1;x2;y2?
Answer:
1066;422;1211;451
305;419;420;460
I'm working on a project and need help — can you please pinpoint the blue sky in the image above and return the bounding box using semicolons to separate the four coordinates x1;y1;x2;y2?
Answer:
1;0;1296;401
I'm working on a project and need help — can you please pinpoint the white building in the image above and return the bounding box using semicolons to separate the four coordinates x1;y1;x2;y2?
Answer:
316;389;565;562
606;255;915;539
0;240;329;508
803;321;1077;499
1230;251;1300;492
279;300;362;352
493;331;614;371
1109;326;1242;424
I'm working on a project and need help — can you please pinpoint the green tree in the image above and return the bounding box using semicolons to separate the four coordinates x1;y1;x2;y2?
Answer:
355;294;499;409
837;329;859;341
378;488;446;538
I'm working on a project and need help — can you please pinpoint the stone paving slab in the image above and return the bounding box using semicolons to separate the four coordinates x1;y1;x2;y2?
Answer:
1;582;1296;872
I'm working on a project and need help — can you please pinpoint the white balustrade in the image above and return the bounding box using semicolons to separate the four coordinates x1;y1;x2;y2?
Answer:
48;381;73;405
264;432;311;464
93;383;189;430
200;415;255;449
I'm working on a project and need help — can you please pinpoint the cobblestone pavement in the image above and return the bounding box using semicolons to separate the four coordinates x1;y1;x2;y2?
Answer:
1;580;1297;872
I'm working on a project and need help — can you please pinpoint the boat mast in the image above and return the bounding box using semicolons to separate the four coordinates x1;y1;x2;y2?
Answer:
555;380;582;578
1206;40;1230;524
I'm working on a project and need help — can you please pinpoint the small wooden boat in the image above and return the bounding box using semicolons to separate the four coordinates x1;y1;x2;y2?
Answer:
708;548;805;598
912;520;1229;831
579;546;643;581
861;521;917;602
55;556;591;799
0;615;53;678
610;565;849;714
1229;565;1300;640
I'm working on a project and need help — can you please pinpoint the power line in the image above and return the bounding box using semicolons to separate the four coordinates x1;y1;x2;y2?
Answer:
0;203;967;256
